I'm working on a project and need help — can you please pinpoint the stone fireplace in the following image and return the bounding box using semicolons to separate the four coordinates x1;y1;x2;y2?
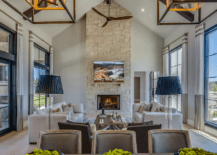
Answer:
97;95;120;110
86;0;132;115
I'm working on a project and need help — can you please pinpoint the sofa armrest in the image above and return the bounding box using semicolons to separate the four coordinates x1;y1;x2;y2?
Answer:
133;103;143;113
50;114;68;130
28;114;47;143
142;111;183;129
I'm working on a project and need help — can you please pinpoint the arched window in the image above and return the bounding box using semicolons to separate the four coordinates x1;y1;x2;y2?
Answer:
149;71;158;102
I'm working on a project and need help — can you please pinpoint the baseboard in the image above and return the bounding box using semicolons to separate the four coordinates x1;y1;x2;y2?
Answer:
187;119;194;127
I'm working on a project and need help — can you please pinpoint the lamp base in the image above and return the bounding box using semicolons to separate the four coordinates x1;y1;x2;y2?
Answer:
47;96;53;130
167;95;172;129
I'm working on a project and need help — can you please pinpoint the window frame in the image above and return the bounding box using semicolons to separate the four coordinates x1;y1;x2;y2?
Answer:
169;45;182;112
149;71;159;102
33;43;50;109
204;24;217;129
0;22;17;136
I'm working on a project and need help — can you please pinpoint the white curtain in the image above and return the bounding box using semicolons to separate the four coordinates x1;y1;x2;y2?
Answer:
181;33;188;123
162;46;169;106
16;24;24;131
194;23;205;130
163;46;169;76
29;31;35;115
49;46;53;75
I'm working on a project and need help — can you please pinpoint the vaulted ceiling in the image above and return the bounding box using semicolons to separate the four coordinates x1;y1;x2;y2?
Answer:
6;0;217;39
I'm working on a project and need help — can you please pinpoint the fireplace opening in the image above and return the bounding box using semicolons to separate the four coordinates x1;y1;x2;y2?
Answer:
97;95;120;110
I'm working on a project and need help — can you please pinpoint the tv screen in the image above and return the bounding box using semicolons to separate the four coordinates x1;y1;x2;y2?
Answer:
94;61;124;80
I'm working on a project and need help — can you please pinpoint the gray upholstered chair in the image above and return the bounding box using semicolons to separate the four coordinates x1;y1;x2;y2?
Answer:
92;130;137;154
148;130;191;153
37;130;82;154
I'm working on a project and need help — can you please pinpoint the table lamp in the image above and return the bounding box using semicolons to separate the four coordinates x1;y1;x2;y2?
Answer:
35;75;64;129
155;76;182;129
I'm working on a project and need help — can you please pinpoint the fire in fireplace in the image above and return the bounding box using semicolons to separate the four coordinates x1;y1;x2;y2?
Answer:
97;95;120;110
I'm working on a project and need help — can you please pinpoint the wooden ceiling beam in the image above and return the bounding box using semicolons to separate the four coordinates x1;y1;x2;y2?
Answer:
160;0;195;22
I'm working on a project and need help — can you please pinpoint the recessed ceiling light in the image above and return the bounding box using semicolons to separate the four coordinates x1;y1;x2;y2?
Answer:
142;8;145;12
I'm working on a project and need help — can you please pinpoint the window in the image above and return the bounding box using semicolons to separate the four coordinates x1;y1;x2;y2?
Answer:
34;44;49;110
0;23;17;136
204;25;217;128
169;46;182;112
149;71;158;102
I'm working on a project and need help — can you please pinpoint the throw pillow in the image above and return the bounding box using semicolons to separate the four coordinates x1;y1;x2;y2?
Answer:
159;106;166;112
73;104;83;113
138;105;145;113
151;101;163;112
53;108;61;113
127;121;154;127
67;103;72;107
65;106;74;114
62;105;67;112
144;103;152;111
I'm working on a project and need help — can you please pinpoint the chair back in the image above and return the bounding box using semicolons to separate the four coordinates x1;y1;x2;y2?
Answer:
37;130;82;154
58;122;92;154
148;130;191;153
127;124;161;153
92;130;137;154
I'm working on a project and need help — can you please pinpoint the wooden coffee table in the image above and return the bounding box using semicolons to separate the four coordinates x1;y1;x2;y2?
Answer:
94;115;125;130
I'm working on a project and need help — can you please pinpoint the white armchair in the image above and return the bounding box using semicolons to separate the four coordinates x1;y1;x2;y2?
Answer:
28;114;67;144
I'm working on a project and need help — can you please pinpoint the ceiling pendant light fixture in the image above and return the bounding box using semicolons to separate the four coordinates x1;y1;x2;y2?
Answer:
2;0;75;24
166;0;204;11
157;0;217;25
44;0;58;6
25;0;66;10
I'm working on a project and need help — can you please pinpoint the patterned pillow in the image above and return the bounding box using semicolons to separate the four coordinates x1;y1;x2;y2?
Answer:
62;105;67;112
144;103;152;111
138;105;145;113
151;101;163;112
53;108;61;113
159;106;166;112
67;103;72;107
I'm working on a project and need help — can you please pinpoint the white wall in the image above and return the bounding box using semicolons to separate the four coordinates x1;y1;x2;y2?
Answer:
0;1;52;127
52;17;164;114
131;18;164;104
164;4;217;136
134;71;150;103
52;17;86;110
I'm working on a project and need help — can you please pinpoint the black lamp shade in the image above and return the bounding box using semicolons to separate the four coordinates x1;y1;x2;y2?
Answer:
35;75;64;94
155;76;183;95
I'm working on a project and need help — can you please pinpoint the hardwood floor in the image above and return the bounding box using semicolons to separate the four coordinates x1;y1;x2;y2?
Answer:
0;127;36;155
0;124;217;155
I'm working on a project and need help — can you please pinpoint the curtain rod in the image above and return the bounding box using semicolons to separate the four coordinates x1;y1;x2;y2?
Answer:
164;33;188;49
29;31;52;47
0;9;22;26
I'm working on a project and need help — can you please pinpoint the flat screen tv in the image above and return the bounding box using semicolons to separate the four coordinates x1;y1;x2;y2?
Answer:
94;61;124;80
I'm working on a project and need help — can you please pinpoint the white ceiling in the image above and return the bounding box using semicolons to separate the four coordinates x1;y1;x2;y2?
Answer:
7;0;217;39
